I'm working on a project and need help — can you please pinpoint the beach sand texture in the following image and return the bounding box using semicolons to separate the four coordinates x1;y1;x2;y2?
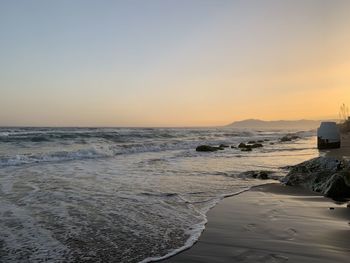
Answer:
165;184;350;263
165;134;350;263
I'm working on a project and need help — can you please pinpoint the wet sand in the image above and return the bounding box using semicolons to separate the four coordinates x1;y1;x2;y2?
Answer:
163;133;350;263
164;183;350;263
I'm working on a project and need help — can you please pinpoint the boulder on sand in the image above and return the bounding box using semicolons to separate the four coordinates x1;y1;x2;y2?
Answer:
283;157;350;200
323;173;350;199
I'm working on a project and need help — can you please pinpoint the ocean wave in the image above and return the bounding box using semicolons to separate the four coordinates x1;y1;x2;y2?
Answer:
0;140;198;168
0;131;125;143
0;147;113;168
0;127;257;144
0;128;168;142
0;127;314;168
0;138;315;168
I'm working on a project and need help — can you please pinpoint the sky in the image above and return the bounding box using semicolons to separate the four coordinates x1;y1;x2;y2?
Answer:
1;0;350;127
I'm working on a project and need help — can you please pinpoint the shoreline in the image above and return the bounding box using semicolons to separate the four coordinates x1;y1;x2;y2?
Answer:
160;133;350;263
140;187;256;263
163;183;350;263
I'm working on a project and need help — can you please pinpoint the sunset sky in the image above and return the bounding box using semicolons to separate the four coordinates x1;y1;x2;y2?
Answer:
1;0;350;127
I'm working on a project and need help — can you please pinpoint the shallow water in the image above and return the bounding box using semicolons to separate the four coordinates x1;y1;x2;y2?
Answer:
0;127;319;262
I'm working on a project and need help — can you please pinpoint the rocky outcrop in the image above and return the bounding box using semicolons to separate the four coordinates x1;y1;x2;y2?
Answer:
283;157;350;200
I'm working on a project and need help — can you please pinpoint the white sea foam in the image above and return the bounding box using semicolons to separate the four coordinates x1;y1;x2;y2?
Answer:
139;187;253;263
0;147;113;167
0;202;70;262
0;127;318;262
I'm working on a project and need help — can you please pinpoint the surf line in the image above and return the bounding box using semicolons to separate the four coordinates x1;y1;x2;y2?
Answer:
139;183;275;263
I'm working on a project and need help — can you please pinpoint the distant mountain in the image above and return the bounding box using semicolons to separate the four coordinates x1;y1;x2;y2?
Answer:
227;119;322;130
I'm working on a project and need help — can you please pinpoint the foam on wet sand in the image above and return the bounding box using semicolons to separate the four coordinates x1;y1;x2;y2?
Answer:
164;183;350;263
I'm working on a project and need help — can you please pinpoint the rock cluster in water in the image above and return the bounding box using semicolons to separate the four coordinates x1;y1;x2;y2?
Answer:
240;170;274;180
196;145;225;152
196;133;300;153
238;142;263;151
280;134;300;142
196;142;264;152
283;157;350;200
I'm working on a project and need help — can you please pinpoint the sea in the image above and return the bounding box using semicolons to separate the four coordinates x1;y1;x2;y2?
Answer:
0;127;319;262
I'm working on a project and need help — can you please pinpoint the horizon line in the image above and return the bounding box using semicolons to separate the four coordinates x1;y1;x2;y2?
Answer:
0;118;339;129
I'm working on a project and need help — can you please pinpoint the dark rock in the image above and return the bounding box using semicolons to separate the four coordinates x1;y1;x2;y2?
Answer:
257;140;264;143
329;207;335;210
280;136;292;142
248;141;256;144
250;143;263;148
323;173;350;199
230;146;236;148
280;134;300;142
270;142;275;145
255;171;269;179
286;157;340;176
239;142;259;150
219;144;229;148
283;157;350;200
196;145;220;152
240;170;275;180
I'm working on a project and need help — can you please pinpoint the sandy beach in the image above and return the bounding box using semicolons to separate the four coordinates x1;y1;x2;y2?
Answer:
164;134;350;263
164;184;350;263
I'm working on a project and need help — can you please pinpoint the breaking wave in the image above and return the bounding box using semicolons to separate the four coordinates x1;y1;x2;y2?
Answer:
0;147;113;168
0;128;258;168
0;127;319;262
